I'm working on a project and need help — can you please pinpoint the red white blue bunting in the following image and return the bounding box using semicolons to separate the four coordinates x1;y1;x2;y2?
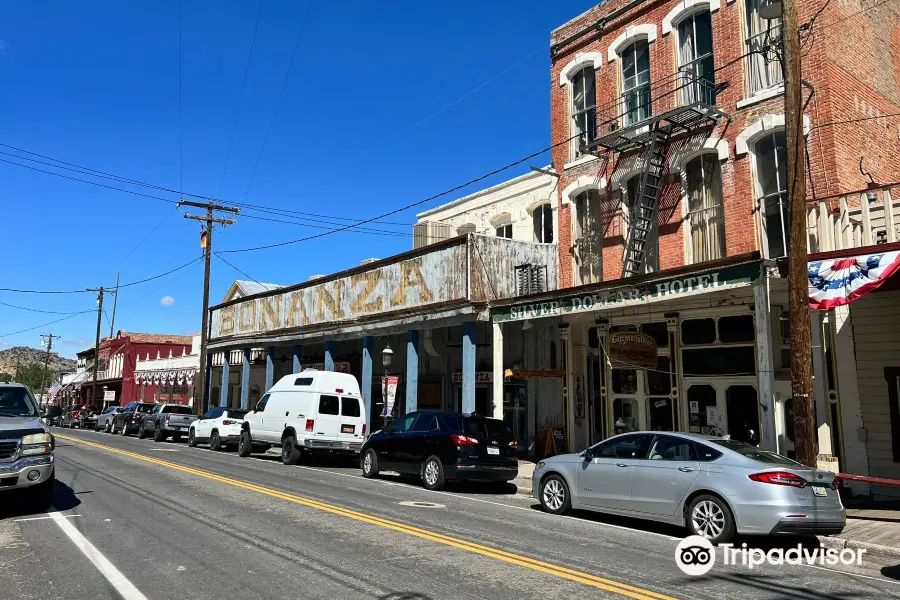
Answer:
809;250;900;310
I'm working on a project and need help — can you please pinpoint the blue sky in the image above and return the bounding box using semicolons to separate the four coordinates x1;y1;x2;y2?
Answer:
0;0;595;357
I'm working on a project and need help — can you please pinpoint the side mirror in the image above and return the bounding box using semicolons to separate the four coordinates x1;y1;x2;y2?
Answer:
582;448;593;460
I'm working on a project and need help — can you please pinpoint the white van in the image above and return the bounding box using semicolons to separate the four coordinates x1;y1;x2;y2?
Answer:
237;369;368;465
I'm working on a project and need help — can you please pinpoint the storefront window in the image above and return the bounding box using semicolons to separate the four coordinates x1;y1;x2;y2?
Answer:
718;315;755;343
648;396;674;431
681;318;716;344
683;346;756;376
613;398;637;433
687;384;718;433
612;369;639;394
646;356;671;395
641;322;669;347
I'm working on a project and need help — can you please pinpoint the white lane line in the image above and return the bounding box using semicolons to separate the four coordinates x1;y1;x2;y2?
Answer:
801;563;900;587
48;511;149;600
15;514;80;522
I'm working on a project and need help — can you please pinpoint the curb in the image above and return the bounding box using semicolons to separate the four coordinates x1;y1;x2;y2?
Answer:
818;535;900;560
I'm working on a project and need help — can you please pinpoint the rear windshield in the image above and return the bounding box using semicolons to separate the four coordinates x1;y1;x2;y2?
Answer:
136;404;157;413
341;398;361;418
463;418;512;442
0;387;38;417
165;406;194;415
226;409;248;419
710;439;800;465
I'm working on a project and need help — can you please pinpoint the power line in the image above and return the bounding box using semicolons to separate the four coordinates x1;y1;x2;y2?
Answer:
0;312;92;339
819;0;891;30
0;300;92;315
217;0;263;198
811;111;900;130
243;0;314;197
239;212;412;237
214;252;262;286
178;0;184;194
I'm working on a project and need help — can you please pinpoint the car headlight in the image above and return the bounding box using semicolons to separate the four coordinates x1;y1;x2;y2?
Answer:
21;433;52;456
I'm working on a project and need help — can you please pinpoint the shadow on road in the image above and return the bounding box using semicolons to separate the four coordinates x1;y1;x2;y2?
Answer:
0;478;81;519
881;565;900;581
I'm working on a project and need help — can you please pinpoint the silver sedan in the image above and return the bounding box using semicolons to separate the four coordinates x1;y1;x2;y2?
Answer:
532;431;845;543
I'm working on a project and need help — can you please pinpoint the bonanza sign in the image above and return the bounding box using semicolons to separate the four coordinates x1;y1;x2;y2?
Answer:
607;332;658;369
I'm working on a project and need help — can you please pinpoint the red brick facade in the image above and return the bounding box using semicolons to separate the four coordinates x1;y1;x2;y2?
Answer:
549;0;900;288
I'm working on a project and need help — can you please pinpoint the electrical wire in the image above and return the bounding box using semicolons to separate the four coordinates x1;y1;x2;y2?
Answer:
811;111;900;130
0;312;93;339
217;0;263;198
178;0;184;195
0;301;93;315
242;0;313;197
818;0;891;30
214;253;262;286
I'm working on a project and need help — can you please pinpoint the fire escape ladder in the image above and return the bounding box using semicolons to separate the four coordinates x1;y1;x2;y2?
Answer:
622;123;672;278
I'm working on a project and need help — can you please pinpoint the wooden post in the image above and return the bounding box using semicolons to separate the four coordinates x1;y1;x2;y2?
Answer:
861;192;873;246
462;322;476;415
839;196;851;249
406;330;419;413
240;348;251;409
492;322;504;421
885;188;896;242
361;337;373;426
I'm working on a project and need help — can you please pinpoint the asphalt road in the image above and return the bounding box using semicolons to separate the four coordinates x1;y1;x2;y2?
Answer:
2;427;899;600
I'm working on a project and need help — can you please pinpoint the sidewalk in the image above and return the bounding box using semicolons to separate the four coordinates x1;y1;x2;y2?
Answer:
818;499;900;559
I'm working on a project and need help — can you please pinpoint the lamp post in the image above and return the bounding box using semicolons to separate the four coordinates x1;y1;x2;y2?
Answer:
381;344;393;427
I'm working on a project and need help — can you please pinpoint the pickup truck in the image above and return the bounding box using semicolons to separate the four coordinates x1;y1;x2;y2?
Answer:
140;404;197;442
0;383;55;510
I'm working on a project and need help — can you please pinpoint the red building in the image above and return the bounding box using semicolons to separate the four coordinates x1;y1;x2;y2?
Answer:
81;331;193;407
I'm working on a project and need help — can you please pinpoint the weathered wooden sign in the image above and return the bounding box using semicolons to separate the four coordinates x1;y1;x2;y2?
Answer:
607;331;659;369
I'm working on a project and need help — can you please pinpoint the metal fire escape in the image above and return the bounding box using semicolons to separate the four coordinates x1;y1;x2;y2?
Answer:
580;74;728;277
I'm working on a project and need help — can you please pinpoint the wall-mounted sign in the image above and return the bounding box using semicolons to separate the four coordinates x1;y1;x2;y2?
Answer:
607;332;658;369
504;369;565;379
493;261;760;323
451;371;510;383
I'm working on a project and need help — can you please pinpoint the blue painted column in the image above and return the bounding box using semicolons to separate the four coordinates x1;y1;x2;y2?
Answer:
406;331;419;414
240;348;251;410
324;342;335;371
462;322;476;415
203;356;212;413
220;351;230;408
361;337;373;425
292;345;303;373
265;346;275;391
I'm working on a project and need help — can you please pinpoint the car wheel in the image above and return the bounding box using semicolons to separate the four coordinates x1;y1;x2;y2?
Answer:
29;471;55;511
153;426;164;442
237;431;252;457
281;435;303;465
421;456;446;491
188;429;197;447
361;449;379;478
138;424;148;439
104;421;111;433
539;474;571;515
120;423;128;436
686;494;735;544
210;431;222;451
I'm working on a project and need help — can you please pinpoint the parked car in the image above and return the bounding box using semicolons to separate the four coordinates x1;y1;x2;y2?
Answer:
0;383;55;509
62;405;92;428
140;404;197;442
95;406;120;432
238;370;367;464
78;407;98;430
188;407;249;450
112;401;157;436
360;411;519;490
43;405;63;427
532;431;846;544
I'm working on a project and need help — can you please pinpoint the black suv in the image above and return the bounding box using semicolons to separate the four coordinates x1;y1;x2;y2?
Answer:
360;411;518;490
113;401;157;436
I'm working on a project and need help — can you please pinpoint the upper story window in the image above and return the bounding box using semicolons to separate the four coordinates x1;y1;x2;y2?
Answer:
745;0;783;95
572;67;597;158
496;223;513;239
532;203;554;243
574;189;603;285
676;10;715;105
621;41;651;127
684;154;725;263
457;223;476;236
753;130;788;257
624;175;658;273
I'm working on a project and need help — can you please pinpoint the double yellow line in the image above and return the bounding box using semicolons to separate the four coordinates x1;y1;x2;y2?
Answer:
58;434;677;600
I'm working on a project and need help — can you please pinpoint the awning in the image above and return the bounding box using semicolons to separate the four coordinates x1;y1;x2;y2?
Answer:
809;249;900;310
134;368;198;386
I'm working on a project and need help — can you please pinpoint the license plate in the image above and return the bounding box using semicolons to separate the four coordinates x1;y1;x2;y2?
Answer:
812;486;828;497
179;427;188;431
341;425;355;434
487;447;500;455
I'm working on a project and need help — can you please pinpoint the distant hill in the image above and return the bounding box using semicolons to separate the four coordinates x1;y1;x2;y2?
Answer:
0;346;77;377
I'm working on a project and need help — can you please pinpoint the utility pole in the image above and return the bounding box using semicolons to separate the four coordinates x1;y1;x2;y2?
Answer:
86;287;115;409
109;271;120;337
783;0;816;467
38;333;59;407
178;199;239;415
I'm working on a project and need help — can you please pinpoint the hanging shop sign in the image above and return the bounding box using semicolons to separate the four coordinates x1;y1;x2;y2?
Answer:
493;261;760;323
607;332;658;370
380;375;400;418
808;250;900;310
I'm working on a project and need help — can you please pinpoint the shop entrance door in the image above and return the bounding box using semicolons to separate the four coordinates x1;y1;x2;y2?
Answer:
684;379;760;444
587;354;605;445
454;385;490;416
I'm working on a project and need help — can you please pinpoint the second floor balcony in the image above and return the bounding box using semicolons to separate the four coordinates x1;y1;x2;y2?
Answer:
806;183;900;254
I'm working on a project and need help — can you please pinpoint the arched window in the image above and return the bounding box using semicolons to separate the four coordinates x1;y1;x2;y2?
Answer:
532;204;553;243
753;130;788;258
676;9;715;105
684;153;725;262
574;189;603;285
744;0;783;95
457;223;476;236
620;40;651;126
492;213;513;239
572;66;597;158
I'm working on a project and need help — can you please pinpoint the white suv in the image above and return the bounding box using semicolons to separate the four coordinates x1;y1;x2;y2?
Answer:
188;407;248;451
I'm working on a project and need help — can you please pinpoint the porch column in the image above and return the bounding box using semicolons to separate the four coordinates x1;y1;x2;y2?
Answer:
560;324;574;451
240;348;251;410
833;305;870;494
753;276;777;451
406;331;419;413
810;310;834;458
220;351;230;408
462;322;476;414
292;345;303;373
203;356;213;413
361;337;373;425
140;383;145;402
492;322;504;420
265;346;275;391
325;342;335;371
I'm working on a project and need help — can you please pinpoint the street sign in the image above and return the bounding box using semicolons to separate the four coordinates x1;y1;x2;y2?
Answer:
103;390;116;403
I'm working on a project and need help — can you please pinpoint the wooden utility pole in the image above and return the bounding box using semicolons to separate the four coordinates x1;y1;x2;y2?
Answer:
178;200;239;415
38;333;60;406
86;287;115;409
783;0;816;467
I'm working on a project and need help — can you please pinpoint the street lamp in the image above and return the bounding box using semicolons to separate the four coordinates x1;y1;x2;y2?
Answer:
381;344;393;426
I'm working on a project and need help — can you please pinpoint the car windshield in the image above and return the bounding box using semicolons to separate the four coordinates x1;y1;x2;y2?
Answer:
0;387;39;417
227;409;248;419
167;406;194;414
463;418;512;442
710;439;801;466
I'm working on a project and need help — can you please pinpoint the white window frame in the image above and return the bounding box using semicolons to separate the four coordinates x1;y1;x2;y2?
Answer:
491;213;513;239
679;151;726;264
743;0;783;97
750;128;788;259
529;201;555;244
457;223;477;236
570;186;605;286
619;39;652;127
674;7;716;106
570;66;598;160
